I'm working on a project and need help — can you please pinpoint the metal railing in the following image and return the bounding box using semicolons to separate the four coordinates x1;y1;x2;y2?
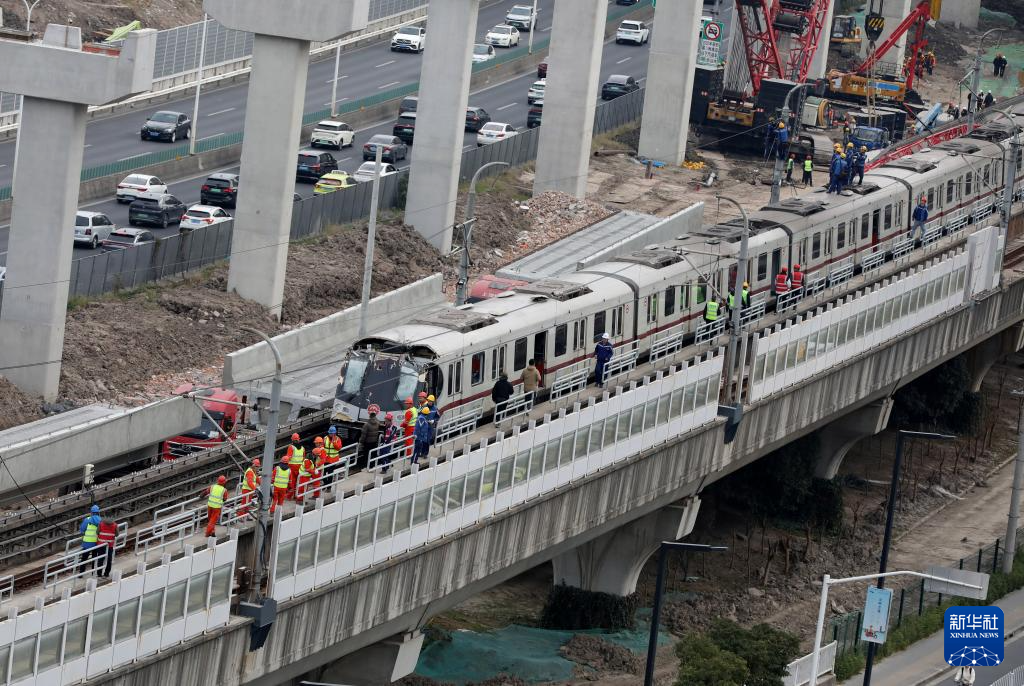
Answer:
922;224;943;247
63;521;129;555
973;199;994;223
43;546;106;590
892;235;915;260
947;207;970;233
602;350;640;385
650;331;686;363
992;665;1024;686
494;392;536;425
695;318;726;345
0;575;12;606
861;250;886;273
740;298;768;326
550;368;590;401
828;257;855;288
434;408;483;447
804;274;827;297
776;287;803;313
783;641;837;686
153;497;202;525
368;437;413;472
135;508;201;561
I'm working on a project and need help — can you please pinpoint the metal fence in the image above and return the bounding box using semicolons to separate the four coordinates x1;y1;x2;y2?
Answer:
59;84;648;298
829;526;1022;659
993;666;1024;686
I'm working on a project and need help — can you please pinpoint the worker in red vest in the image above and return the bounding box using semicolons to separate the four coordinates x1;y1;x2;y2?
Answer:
240;458;260;517
297;450;319;502
774;267;790;295
270;458;290;514
790;264;804;291
96;518;118;578
204;475;228;537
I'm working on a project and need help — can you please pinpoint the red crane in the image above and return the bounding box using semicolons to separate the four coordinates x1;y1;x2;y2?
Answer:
733;0;831;96
853;0;933;91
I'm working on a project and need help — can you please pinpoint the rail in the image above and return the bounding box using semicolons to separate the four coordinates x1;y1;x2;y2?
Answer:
602;349;641;384
947;207;970;235
494;392;536;425
153;496;202;525
0;575;11;606
695;319;726;345
861;250;886;273
892;236;915;260
649;331;686;363
42;546;106;591
992;665;1024;686
922;224;943;247
776;287;803;313
973;199;994;224
367;438;413;473
828;257;855;288
804;273;827;297
783;641;837;686
63;521;129;555
549;367;591;402
134;508;201;562
740;298;767;326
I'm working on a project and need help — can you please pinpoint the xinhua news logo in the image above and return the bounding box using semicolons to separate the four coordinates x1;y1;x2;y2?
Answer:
944;606;1004;667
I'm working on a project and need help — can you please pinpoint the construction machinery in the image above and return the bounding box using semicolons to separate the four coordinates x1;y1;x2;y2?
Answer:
829;15;862;56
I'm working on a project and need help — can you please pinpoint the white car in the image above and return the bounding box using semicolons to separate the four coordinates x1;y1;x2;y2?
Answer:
616;20;650;45
352;161;399;183
73;211;116;249
473;43;496;63
116;174;167;204
527;79;546;105
391;25;425;52
310;120;355;149
485;24;520;48
477;122;517;146
180;205;232;230
505;4;537;31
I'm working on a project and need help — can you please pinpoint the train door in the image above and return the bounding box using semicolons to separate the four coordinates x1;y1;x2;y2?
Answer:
771;248;782;281
533;331;547;375
871;207;881;243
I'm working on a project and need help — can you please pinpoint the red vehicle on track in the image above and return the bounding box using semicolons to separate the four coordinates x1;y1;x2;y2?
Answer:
161;385;242;460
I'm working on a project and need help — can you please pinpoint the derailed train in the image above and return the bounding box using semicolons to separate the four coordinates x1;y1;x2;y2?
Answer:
331;115;1022;433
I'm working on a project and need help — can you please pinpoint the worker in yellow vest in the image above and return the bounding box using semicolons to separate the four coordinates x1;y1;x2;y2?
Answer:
403;397;419;459
286;433;304;499
270;458;291;514
204;475;228;537
240;458;260;517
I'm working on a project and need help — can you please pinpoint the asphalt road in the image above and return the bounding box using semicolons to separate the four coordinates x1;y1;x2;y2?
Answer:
0;2;653;265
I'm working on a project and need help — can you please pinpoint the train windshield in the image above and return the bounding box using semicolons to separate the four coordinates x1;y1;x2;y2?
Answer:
336;353;420;408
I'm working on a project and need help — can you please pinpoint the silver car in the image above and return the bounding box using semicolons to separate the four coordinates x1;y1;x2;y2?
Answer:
73;211;116;249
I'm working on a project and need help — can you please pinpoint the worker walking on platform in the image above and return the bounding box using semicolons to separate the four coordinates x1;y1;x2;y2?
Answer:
594;333;614;387
403;397;418;458
270;458;290;514
297;450;317;502
240;458;260;517
358;404;382;469
785;153;795;182
78;504;102;575
381;413;401;472
97;517;118;578
286;433;304;499
802;155;813;186
322;427;343;487
775;267;790;295
791;264;804;292
413;407;433;464
912;197;929;240
204;475;228;538
425;395;441;437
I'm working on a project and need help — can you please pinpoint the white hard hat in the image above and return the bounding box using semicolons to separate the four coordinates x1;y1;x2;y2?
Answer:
601;333;610;339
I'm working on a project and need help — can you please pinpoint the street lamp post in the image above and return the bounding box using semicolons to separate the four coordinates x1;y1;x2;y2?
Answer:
770;82;813;205
968;28;1004;131
330;39;343;117
189;14;210;156
357;145;384;338
1005;390;1024;573
455;162;509;306
715;195;749;405
643;542;727;686
862;429;955;685
20;0;43;35
527;0;539;54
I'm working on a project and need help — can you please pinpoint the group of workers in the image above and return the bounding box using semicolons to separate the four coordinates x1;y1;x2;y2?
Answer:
700;265;806;324
827;142;868;194
78;505;119;577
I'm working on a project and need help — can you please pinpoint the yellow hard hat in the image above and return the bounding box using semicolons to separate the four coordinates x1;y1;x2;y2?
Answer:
834;143;842;150
860;146;868;152
846;142;854;148
778;121;786;128
427;394;435;402
421;406;431;414
742;281;749;288
840;153;847;158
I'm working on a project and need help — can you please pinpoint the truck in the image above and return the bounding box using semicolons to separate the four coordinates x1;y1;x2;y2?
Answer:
850;125;891;151
161;385;242;460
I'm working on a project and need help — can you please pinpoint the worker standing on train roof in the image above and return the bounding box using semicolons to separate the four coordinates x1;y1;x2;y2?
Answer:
240;457;260;517
594;333;614;387
791;264;804;291
775;266;790;294
270;458;290;514
286;433;304;499
828;152;843;194
78;504;102;574
854;146;867;185
403;397;418;457
204;475;228;538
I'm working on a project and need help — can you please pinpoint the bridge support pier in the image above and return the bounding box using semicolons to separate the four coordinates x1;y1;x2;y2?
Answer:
315;631;423;686
807;0;834;80
636;0;703;166
858;0;913;65
964;327;1024;393
551;497;701;597
814;399;894;479
533;0;605;198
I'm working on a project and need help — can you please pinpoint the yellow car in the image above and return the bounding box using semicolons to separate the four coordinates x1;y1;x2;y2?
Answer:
313;171;356;195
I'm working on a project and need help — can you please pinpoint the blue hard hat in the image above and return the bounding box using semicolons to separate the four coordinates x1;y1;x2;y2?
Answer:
328;425;337;435
90;504;100;513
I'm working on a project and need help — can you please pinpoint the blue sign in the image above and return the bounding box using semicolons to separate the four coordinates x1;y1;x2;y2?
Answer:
860;587;893;644
945;606;1004;666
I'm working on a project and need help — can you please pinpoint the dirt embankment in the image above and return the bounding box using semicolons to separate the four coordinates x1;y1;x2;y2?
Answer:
0;0;203;37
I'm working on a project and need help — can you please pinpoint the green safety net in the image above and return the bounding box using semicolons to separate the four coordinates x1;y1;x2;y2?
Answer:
104;21;142;43
980;42;1024;100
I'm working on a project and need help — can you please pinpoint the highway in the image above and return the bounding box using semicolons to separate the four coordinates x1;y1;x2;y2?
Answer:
0;0;652;265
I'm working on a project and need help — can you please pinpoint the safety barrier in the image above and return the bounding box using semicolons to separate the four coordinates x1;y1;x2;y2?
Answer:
991;665;1024;686
861;250;886;273
602;349;640;385
135;509;201;562
550;368;591;401
435;407;483;448
695;318;726;345
892;235;915;260
776;287;803;313
64;522;129;556
804;273;827;297
368;438;412;473
783;641;837;686
218;490;253;527
43;546;106;591
494;392;536;426
946;207;970;233
922;224;943;247
650;331;686;363
828;258;855;288
0;575;11;606
740;298;768;327
153;497;202;525
973;199;994;223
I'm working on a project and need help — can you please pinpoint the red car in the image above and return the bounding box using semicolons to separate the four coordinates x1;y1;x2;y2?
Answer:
161;386;242;460
468;275;528;302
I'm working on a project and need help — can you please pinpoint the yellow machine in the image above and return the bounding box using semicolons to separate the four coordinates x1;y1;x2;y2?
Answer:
827;70;908;103
707;100;757;127
831;16;861;45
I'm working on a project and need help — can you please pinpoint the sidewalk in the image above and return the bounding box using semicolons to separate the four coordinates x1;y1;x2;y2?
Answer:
838;586;1024;686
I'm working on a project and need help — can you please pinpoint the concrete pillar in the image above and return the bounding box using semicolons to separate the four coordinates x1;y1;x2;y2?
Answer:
964;327;1024;393
403;0;479;254
938;0;980;30
859;0;913;67
814;398;893;479
533;0;605;198
807;0;835;80
0;27;156;400
317;631;423;686
204;0;369;319
551;497;700;596
636;0;703;165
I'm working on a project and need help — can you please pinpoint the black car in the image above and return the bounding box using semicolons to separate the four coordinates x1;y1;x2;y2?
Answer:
527;101;543;128
362;135;408;163
399;96;419;116
128;194;187;228
296;150;339;182
140;111;191;143
615;0;640;4
200;172;240;208
393;113;417;144
465;106;492;132
601;74;640;100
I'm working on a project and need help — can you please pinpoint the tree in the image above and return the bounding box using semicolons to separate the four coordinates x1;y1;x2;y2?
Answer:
675;634;749;686
707;620;800;686
891;355;982;434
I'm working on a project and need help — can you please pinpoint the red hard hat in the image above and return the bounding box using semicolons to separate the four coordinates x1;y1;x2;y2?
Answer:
368;403;381;414
252;458;260;467
314;436;324;444
217;475;227;485
281;457;289;465
418;391;428;399
404;397;413;405
780;266;788;272
794;264;800;270
291;433;300;441
385;412;394;420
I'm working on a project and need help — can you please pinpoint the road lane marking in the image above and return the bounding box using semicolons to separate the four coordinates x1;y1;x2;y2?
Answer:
541;25;552;31
339;157;352;163
83;145;92;149
616;57;632;64
377;81;401;89
497;102;517;111
198;132;225;141
117;153;147;162
374;60;396;68
325;75;349;83
322;98;350;107
206;107;235;117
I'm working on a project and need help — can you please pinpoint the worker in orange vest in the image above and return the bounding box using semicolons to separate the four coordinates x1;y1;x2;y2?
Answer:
297;449;320;502
204;475;228;537
790;264;804;291
285;433;305;499
322;426;343;486
311;446;327;498
774;266;790;294
240;457;260;517
270;458;291;514
403;396;418;459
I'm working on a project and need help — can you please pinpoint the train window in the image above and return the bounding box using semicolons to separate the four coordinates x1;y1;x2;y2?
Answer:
946;180;955;204
811;233;821;260
447;361;462;395
927;188;935;208
513;338;527;371
611;306;624;337
984;164;991;186
647;293;658;324
884;205;893;230
1017;148;1023;169
965;172;973;195
849;217;857;244
861;213;870;240
471;352;484;385
490;347;506;380
896;202;903;226
554;324;568;357
824;229;832;256
594;311;606;337
694;283;706;306
664;286;676;317
837;222;846;250
757;254;768;281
